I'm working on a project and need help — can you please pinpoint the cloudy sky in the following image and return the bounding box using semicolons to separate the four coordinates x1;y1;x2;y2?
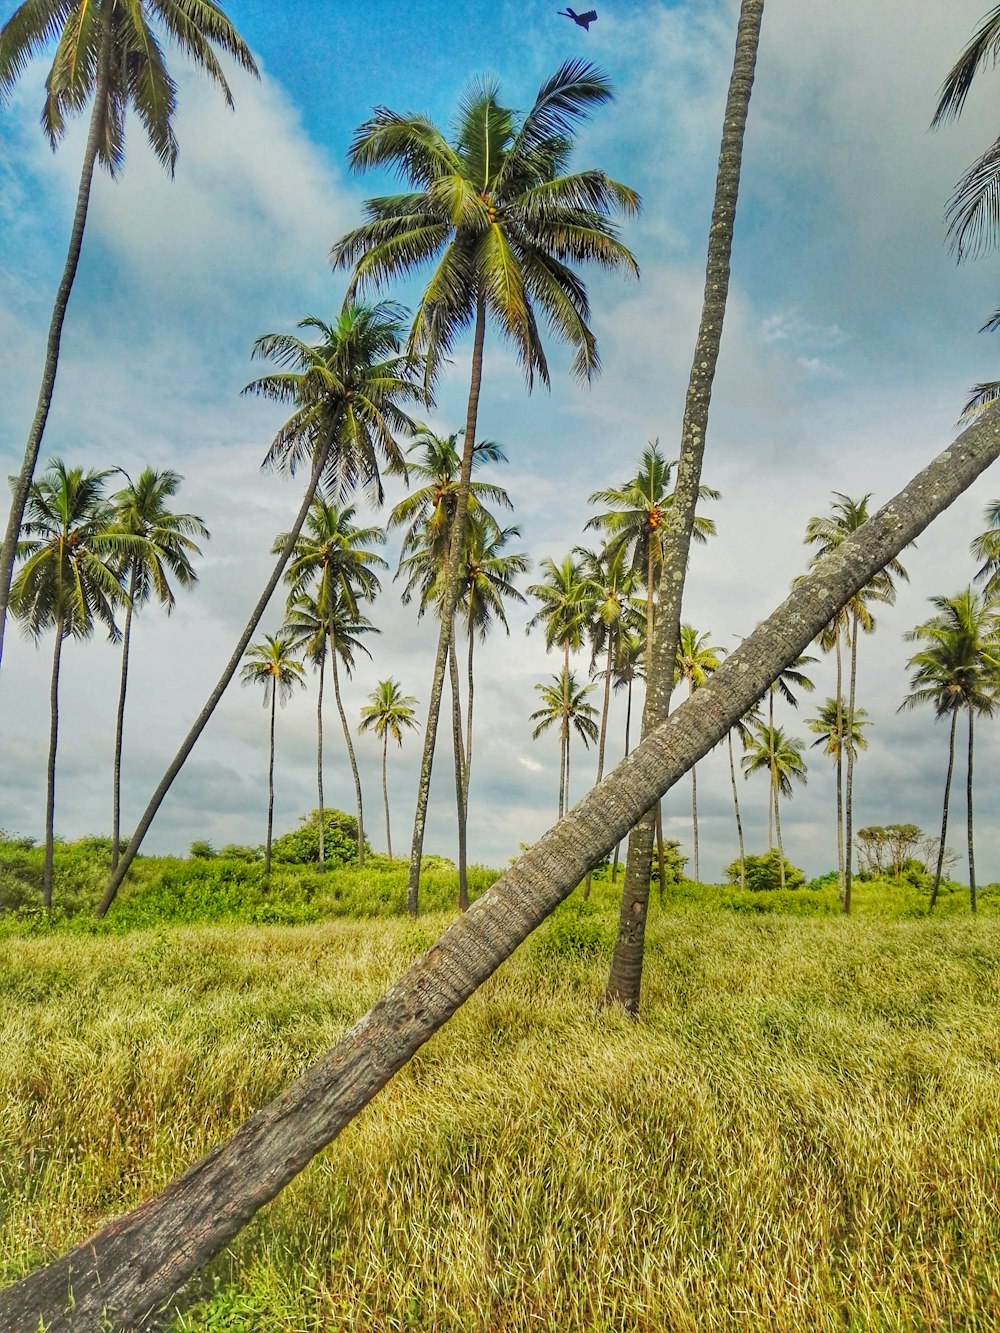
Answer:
2;0;1000;883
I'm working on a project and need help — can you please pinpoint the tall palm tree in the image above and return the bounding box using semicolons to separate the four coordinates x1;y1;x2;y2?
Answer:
10;460;127;906
98;302;423;914
0;0;257;665
605;0;764;1015
107;468;208;872
726;700;761;892
240;636;306;878
281;593;331;868
804;492;908;912
333;60;639;916
741;722;807;883
530;668;599;818
675;625;724;883
606;628;644;885
900;588;1000;911
806;696;870;879
359;680;420;861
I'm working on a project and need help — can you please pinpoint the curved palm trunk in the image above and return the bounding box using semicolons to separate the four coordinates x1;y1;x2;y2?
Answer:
0;20;113;669
316;653;326;868
843;610;860;914
834;628;845;899
406;295;487;916
5;413;998;1332
264;689;277;878
110;573;137;874
929;709;959;910
967;704;976;913
330;648;365;869
606;0;763;1013
727;731;746;889
97;442;333;916
42;618;66;912
381;733;393;860
449;633;468;911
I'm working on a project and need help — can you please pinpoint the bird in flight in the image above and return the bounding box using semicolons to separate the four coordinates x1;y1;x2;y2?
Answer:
559;8;598;30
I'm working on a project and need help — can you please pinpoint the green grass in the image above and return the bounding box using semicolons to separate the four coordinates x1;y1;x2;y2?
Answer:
3;888;1000;1330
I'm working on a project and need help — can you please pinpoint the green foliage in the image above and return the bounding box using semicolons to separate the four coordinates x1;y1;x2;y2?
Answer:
726;850;806;893
650;839;687;886
189;841;217;860
270;809;366;867
218;844;260;863
536;900;614;960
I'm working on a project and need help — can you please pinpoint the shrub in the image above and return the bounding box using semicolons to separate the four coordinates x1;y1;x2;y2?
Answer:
189;840;217;860
726;850;805;893
218;844;261;863
270;809;368;867
536;900;614;960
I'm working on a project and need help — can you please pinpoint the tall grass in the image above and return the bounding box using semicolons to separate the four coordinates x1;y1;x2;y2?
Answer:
3;905;1000;1330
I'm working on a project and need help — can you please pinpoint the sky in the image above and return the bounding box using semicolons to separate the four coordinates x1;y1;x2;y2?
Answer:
2;0;1000;884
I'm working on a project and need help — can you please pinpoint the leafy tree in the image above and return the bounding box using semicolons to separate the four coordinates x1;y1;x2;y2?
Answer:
333;60;639;916
530;668;599;818
725;701;761;892
725;849;805;893
270;809;364;868
98;302;423;915
359;680;420;860
10;460;125;907
107;468;207;872
675;624;724;882
240;636;305;878
741;722;808;889
0;0;256;665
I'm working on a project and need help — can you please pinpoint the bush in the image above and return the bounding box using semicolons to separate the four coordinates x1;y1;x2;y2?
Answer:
726;850;805;893
218;844;261;863
536;900;614;960
189;840;217;860
270;809;368;867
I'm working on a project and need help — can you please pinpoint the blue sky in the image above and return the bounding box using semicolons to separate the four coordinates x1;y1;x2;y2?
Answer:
2;0;1000;882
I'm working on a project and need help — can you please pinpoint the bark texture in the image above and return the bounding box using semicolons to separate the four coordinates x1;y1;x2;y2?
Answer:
929;709;958;910
5;414;1000;1331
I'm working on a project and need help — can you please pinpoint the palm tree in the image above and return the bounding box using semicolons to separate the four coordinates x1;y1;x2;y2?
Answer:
281;593;331;868
806;697;870;878
530;669;599;818
98;302;423;915
741;722;808;883
240;636;306;878
605;628;644;885
726;700;761;891
971;499;1000;596
10;460;126;906
333;60;639;916
107;468;208;873
675;625;724;882
604;0;764;1016
0;0;257;665
804;492;907;911
900;588;1000;911
359;680;420;861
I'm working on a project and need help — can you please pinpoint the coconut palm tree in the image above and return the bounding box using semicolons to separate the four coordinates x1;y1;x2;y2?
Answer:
281;594;332;868
359;680;420;861
971;498;1000;596
675;625;724;882
805;492;908;911
0;0;257;666
726;700;761;891
900;588;1000;911
530;668;599;818
741;722;807;883
240;636;306;878
107;468;208;872
98;302;423;915
806;697;870;879
10;460;127;906
333;60;639;916
604;627;644;886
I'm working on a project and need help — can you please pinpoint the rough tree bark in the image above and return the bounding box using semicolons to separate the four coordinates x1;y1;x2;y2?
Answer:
4;412;999;1333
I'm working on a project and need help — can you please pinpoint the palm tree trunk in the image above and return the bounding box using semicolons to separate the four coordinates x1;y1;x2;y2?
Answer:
406;293;487;916
382;733;392;861
606;0;764;1014
967;704;976;914
330;648;365;869
42;618;66;912
110;573;137;874
7;414;998;1331
834;627;845;900
843;610;859;914
584;638;614;900
316;653;326;868
611;678;634;885
464;626;475;811
930;709;958;911
0;17;113;670
264;689;276;878
97;440;334;916
727;730;746;889
691;762;699;883
449;631;468;912
774;772;785;888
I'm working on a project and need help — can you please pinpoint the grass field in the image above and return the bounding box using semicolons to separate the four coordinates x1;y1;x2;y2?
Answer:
2;861;1000;1331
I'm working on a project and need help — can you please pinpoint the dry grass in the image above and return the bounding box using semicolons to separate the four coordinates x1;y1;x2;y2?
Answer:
2;909;1000;1330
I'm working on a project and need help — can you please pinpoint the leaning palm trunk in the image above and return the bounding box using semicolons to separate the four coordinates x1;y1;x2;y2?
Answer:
110;572;137;874
727;730;746;889
42;616;65;911
967;705;976;914
264;689;277;877
330;648;365;869
7;410;994;1333
605;0;764;1013
316;653;326;868
406;296;487;916
930;709;959;911
96;443;333;916
0;21;113;670
842;610;860;913
449;634;469;911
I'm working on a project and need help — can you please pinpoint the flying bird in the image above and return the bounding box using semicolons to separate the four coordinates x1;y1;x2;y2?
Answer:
559;8;598;30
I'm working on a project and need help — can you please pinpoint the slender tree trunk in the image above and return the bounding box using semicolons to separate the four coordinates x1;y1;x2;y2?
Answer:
382;733;392;861
464;626;475;811
929;709;959;910
110;573;136;874
584;638;614;900
967;704;976;914
611;678;634;885
0;19;113;670
449;632;468;911
727;730;746;888
330;648;364;869
689;681;699;881
406;294;487;916
316;653;326;868
843;610;859;914
834;627;845;899
42;618;65;912
96;442;334;916
774;773;785;887
264;689;276;879
606;0;764;1013
5;408;999;1332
